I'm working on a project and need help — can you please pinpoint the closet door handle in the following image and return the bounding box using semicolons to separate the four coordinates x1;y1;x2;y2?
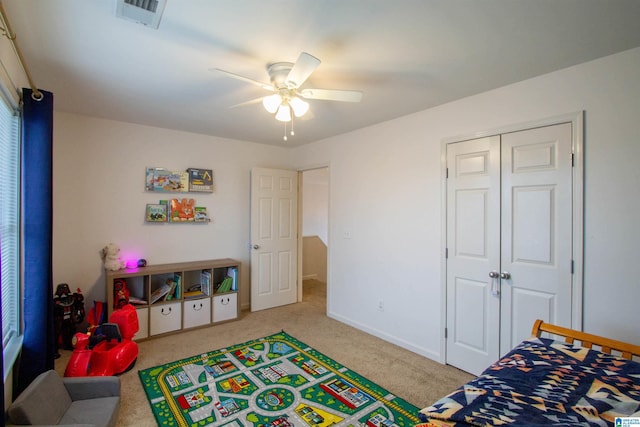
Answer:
500;271;511;280
489;271;500;296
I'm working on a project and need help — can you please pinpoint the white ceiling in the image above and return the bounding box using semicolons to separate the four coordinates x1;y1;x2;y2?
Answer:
3;0;640;147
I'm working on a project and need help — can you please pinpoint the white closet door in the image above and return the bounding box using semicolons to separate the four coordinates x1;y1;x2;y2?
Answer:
499;123;573;351
445;136;501;376
445;122;574;376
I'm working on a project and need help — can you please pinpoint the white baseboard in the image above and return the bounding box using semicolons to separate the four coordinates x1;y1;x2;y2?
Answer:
327;310;442;363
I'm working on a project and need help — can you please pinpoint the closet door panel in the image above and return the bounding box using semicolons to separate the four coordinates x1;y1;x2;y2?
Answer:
445;136;501;376
500;123;573;352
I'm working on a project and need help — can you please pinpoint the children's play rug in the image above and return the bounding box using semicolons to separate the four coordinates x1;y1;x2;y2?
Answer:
139;331;421;427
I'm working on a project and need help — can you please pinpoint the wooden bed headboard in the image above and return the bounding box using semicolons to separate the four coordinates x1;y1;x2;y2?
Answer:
531;319;640;360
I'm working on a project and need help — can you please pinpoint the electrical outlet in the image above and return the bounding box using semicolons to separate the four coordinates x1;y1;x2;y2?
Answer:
377;299;384;312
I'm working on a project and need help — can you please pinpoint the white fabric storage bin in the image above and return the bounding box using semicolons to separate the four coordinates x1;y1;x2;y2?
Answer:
150;302;181;335
183;298;211;328
212;293;237;322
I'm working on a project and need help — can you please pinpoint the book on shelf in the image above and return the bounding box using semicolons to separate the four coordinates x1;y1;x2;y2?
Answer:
165;274;181;301
145;167;160;191
164;279;174;301
201;270;211;296
188;168;213;192
183;290;205;299
147;168;189;192
174;274;181;299
216;276;233;293
184;283;204;299
170;198;196;222
227;267;238;291
194;206;208;222
150;283;171;304
128;295;147;305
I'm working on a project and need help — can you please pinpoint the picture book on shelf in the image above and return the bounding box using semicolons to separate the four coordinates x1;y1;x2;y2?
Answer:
194;206;208;222
188;168;213;192
145;203;168;222
147;167;189;192
170;198;195;222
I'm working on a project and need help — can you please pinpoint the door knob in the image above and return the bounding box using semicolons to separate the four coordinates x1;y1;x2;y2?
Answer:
252;244;260;250
500;271;511;280
488;271;499;278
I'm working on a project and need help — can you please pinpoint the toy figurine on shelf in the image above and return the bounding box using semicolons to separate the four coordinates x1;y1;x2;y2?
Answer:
113;278;130;310
53;284;85;354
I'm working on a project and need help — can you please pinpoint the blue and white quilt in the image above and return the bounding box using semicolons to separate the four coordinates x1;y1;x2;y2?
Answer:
419;337;640;426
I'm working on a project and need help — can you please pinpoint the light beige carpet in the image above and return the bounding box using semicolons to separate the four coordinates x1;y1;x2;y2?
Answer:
55;280;473;426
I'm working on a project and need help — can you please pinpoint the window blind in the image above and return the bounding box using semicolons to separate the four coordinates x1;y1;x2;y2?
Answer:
0;93;21;377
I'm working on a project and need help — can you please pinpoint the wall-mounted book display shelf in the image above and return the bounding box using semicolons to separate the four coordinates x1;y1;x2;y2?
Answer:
145;200;209;223
146;167;213;193
145;167;213;223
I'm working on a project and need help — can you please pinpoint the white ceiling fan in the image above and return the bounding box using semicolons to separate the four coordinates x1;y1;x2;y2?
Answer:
212;52;363;136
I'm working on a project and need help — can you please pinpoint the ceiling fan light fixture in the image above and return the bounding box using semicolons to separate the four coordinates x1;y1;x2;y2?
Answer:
262;94;281;114
275;104;292;122
289;96;309;117
214;52;363;140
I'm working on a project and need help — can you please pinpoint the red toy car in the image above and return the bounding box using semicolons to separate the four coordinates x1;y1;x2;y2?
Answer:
65;304;139;377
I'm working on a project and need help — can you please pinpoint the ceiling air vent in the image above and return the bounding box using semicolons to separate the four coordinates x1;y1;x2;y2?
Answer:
116;0;167;29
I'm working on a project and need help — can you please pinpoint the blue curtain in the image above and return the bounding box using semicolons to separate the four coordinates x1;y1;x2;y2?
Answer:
14;88;55;396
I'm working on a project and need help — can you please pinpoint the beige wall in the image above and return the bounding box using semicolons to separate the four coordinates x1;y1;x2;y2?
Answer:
302;236;327;283
51;113;293;311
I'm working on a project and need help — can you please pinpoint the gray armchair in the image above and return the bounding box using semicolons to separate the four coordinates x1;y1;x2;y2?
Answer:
6;370;120;427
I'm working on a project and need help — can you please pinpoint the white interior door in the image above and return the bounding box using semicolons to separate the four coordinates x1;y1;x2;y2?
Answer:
446;122;575;375
250;167;298;311
445;136;501;376
500;123;573;350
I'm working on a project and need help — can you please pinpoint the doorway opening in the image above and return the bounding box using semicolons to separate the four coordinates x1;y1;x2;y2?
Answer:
300;167;328;307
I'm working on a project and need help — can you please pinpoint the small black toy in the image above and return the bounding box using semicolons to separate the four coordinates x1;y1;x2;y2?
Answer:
53;283;85;352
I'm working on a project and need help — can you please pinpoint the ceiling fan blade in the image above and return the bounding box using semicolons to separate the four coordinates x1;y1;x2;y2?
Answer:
299;88;363;103
211;68;274;91
229;97;265;109
286;52;321;88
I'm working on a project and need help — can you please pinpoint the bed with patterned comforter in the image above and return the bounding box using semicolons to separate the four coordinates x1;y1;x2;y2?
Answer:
419;336;640;426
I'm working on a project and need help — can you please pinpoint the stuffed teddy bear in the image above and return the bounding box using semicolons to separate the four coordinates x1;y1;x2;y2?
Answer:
100;243;126;271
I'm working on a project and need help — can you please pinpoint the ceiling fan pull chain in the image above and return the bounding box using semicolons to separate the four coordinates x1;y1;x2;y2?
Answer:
290;115;295;136
283;121;288;141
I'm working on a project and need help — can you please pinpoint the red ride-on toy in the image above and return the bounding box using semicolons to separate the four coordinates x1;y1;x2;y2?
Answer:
65;304;139;377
